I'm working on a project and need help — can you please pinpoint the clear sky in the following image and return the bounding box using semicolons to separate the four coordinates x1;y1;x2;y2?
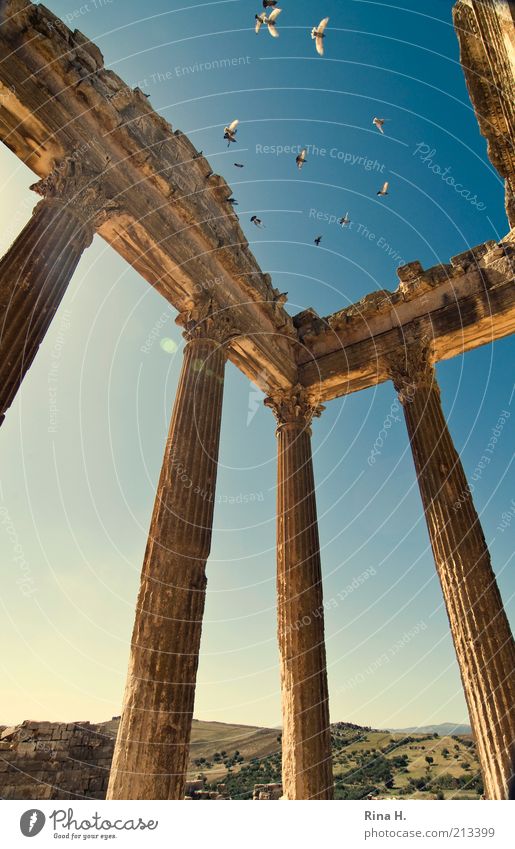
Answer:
0;0;513;731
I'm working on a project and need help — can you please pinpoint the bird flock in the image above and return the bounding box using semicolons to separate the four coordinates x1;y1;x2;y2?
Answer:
221;4;392;245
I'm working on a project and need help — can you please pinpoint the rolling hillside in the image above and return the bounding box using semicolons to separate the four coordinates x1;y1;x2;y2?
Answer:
187;720;482;800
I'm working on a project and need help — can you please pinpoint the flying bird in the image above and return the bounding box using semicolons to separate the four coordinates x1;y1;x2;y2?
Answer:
255;8;282;38
372;117;386;134
226;197;239;205
224;119;239;146
377;181;389;196
311;17;329;56
234;163;245;168
263;0;277;6
339;213;351;227
296;148;307;170
255;12;266;33
314;236;322;246
251;215;265;228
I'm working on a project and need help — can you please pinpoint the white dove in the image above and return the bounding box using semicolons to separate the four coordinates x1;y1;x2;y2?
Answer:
311;17;329;56
224;119;239;146
255;8;281;37
377;181;389;197
296;148;307;170
373;117;386;134
339;213;351;227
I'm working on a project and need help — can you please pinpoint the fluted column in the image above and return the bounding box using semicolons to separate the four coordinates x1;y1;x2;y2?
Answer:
387;339;515;800
108;298;237;800
265;386;333;800
0;153;117;425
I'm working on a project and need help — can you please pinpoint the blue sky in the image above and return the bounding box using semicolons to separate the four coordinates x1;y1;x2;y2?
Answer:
0;0;513;730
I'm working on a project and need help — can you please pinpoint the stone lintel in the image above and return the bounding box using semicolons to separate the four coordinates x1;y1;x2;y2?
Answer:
0;0;296;392
297;237;515;401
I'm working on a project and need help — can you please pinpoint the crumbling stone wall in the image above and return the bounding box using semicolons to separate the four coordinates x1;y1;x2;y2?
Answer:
0;718;119;800
253;782;282;800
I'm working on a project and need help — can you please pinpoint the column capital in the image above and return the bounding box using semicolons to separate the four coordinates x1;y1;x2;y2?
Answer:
264;384;325;431
30;151;119;239
385;336;437;405
175;295;240;346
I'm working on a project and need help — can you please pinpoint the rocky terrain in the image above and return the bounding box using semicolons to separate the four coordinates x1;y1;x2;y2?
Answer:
0;718;481;800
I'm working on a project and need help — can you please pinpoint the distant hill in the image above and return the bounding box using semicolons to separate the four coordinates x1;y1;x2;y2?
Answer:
390;723;472;736
188;718;280;779
190;719;482;800
1;717;480;800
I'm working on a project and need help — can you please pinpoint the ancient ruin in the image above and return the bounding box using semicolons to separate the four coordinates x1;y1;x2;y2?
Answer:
0;0;514;800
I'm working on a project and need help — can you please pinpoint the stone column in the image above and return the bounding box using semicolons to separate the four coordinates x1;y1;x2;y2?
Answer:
0;153;116;426
387;339;515;800
265;386;334;800
108;298;237;801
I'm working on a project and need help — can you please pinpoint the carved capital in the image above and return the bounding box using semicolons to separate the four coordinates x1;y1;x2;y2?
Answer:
30;151;119;236
385;337;436;405
264;384;325;431
176;295;239;346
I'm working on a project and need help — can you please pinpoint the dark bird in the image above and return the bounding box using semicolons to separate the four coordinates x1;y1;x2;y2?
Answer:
234;163;245;168
193;150;203;159
226;197;239;205
251;215;265;228
263;0;277;7
377;181;389;196
296;148;307;170
314;236;322;246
